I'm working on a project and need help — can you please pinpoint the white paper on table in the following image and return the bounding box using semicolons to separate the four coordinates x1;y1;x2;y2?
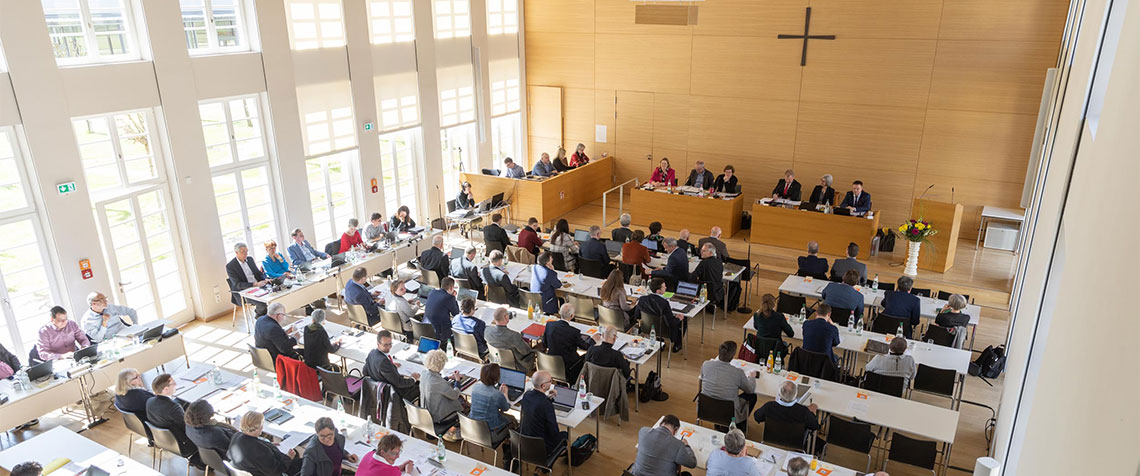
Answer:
781;451;813;471
847;400;870;416
754;449;781;476
277;431;311;454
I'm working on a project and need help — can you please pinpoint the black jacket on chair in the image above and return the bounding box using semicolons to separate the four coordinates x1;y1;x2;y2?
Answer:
483;223;512;254
225;256;265;305
146;395;197;456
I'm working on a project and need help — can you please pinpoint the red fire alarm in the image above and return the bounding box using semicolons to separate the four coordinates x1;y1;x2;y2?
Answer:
370;178;378;193
79;258;94;280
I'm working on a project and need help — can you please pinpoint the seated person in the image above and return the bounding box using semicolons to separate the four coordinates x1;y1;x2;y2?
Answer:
650;157;677;186
611;213;634;243
468;363;518;445
752;380;821;452
578;226;609;263
451;297;488;356
520;371;568;458
482;213;512;254
621;230;653;268
684;160;715;189
543;303;595;381
0;342;17;380
36;306;90;361
261;240;294;279
530;252;563;314
532;152;558;177
802;304;841;362
424;277;461;346
865;336;918;386
419;235;450;284
568;143;590;167
185;400;239;459
287;228;328;266
711;165;739;194
936;294;971;328
830;242;868;283
485;307;536;371
363;212;388;245
364;331;420;403
599;269;636;330
229;411;303;476
707;429;760;476
384;279;419;336
637;278;687;353
751;294;794;345
551;147;572;172
808;174;836;206
796;241;829;278
355;434;415;476
419;350;466;438
302;309;341;371
253;302;301;363
649;238;690;287
300;417;358;475
676;229;694;256
692;243;725;304
147;374;204;469
822;269;865;322
502;157;526;178
700;341;759;428
881;276;921;335
838;180;872;214
450;246;485;299
772;168;802;201
698;226;730;261
548;218;579;271
225;242;268;315
584;326;630;382
630;414;697;476
482;250;521;307
339;218;365;253
81;291;137;344
646;221;665;250
517;217;545;255
455;181;475;209
389;205;416;233
113;368;153;415
344;267;382;326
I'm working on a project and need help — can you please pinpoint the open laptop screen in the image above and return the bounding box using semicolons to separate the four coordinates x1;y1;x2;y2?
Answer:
417;337;441;353
500;367;526;390
573;229;590;242
675;281;700;298
552;385;577;407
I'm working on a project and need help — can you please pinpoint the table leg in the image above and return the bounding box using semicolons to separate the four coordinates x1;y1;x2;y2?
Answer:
976;217;986;250
634;364;641;412
968;323;977;351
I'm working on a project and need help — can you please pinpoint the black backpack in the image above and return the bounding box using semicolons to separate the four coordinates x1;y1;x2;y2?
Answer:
569;434;597;466
969;345;1007;379
878;228;897;253
639;371;669;403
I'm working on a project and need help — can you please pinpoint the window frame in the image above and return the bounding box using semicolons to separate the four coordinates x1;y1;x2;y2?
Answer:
180;0;250;55
72;108;166;201
44;0;141;65
285;0;347;50
306;149;361;244
485;0;517;36
379;128;422;219
367;0;415;44
433;0;470;39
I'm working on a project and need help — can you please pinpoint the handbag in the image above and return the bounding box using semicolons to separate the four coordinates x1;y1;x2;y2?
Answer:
569;434;597;466
737;334;759;364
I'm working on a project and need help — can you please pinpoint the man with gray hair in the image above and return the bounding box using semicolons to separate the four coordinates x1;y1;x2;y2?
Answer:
651;237;690;289
254;302;300;363
865;336;918;386
419;234;450;284
579;225;609;262
481;250;520;306
707;428;759;476
700;341;759;429
450;245;484;299
612;213;634;243
685;160;715;190
485;307;535;370
82;291;137;343
226;241;269;314
542;302;595;381
786;457;810;476
585;325;629;380
519;370;567;458
676;229;694;256
699;226;729;261
344;266;382;326
797;241;829;278
631;414;696;476
752;380;821;453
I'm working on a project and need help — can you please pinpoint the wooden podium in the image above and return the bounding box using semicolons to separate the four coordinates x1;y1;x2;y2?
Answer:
911;198;963;273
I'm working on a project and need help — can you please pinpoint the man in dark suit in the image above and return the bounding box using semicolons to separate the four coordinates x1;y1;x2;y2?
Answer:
419;235;449;284
822;270;866;323
450;246;485;299
611;214;633;243
146;374;204;469
637;278;687;353
482;250;520;307
253;302;301;363
584;326;630;381
796;241;829;278
684;160;716;190
344;267;382;326
752;380;822;453
543;303;595;381
802;303;842;362
830;242;868;283
771;169;802;201
225;242;268;315
839;180;872;214
530;252;562;315
482;213;512;255
365;330;420;402
676;229;694;256
698;226;730;261
880;276;921;336
424;277;460;346
691;243;725;305
578;226;609;262
649;238;689;290
519;371;567;458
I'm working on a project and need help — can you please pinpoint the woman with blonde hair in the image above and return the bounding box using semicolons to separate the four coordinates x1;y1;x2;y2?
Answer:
419;349;466;440
551;146;571;172
262;239;294;279
750;294;794;346
599;268;636;330
229;411;302;475
113;367;153;415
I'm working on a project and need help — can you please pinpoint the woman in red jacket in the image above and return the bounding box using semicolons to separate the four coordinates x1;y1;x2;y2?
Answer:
338;218;364;253
650;157;677;186
568;143;590;167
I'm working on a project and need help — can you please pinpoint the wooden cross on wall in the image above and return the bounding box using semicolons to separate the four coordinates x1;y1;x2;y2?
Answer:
778;7;836;66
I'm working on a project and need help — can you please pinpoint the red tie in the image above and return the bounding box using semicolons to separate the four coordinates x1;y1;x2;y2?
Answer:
784;183;790;195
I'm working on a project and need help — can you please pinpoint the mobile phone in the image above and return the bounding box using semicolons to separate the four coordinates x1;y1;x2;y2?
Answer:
580;400;589;410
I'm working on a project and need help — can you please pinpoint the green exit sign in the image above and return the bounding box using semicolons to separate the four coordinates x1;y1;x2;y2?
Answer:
57;182;77;195
363;122;374;131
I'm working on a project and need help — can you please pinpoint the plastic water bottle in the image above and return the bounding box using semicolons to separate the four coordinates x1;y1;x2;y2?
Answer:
436;438;447;462
15;369;27;391
799;304;807;323
897;324;905;339
273;376;282;400
649;325;657;346
212;361;222;385
729;417;737;431
766;351;774;373
871;274;879;290
855;317;863;335
577;376;588;403
337;398;347;431
251;369;260;396
773;353;783;374
847;311;855;333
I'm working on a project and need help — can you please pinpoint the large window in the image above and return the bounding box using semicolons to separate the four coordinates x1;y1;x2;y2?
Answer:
433;0;470;39
306;150;358;244
0;128;64;357
440;124;477;199
490;77;519;116
379;129;420;219
491;114;520;163
180;0;246;54
439;86;475;128
368;0;414;44
286;0;346;50
486;0;517;35
72;110;161;195
200;96;280;262
42;0;138;64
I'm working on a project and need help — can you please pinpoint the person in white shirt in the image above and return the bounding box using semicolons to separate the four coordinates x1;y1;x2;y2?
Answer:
864;336;918;386
81;291;137;343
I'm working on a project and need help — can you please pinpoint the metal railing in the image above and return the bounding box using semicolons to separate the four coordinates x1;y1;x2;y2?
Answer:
601;178;639;227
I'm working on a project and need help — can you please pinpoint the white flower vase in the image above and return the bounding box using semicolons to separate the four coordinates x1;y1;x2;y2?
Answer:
904;241;921;277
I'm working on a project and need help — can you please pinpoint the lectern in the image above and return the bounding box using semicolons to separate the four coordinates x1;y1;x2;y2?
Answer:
911;198;963;273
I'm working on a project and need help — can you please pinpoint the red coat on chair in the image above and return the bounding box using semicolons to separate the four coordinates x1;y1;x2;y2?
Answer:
275;354;322;401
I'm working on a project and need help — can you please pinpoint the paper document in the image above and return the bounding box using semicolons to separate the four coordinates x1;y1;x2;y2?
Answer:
277;431;310;454
847;400;869;416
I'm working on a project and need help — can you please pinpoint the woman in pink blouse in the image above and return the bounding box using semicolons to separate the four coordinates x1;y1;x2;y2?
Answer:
650;157;677;186
355;434;415;476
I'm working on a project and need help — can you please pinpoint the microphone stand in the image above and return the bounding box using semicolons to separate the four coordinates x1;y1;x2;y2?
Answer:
736;241;756;314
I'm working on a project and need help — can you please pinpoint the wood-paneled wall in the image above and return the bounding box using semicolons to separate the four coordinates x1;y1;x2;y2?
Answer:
523;0;1069;238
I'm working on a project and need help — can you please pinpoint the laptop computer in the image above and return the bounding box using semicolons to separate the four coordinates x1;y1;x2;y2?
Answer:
551;385;578;414
642;239;658;252
456;287;478;301
416;283;436;300
864;339;890;355
451;246;467;258
503;224;520;234
491;192;504;207
27;359;53;382
573;229;590;243
86;466;111;476
74;343;98;362
140;324;165;342
670;281;701;303
500;367;527;403
406;337;441;364
605;240;623;257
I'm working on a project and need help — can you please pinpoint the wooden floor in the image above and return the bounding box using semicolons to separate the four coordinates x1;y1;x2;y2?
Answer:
0;199;1017;476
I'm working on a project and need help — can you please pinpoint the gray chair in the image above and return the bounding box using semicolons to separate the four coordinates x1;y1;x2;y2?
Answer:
453;332;484;363
247;345;275;374
521;290;543;313
405;400;441;441
420;268;441;287
639;311;676;366
486;285;509;305
695;392;735;429
598;305;627;330
345;303;373;330
145;422;194;474
509;429;567;475
199;447;231;476
458;413;507;467
571;295;598;324
536;351;568;385
116;407;155;462
411;319;436;342
380;310;407;339
317;366;360;411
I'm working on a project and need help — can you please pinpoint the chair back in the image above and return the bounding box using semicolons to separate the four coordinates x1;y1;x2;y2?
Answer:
248;344;275;374
458;413;497;449
696;393;735;428
405;400;440;439
922;324;956;347
761;418;809;452
935;290;970;302
886;432;938;471
597;306;626;329
453;332;483;362
618;263;640;283
862;371;906;398
420;269;441;288
578;258;606;279
145;422;186;456
536;352;568;384
345;304;372;329
317;366;353;399
411;320;436;341
324;240;341;256
447;200;457;213
825;415;876;454
871;313;911;338
551;252;569;272
910;287;932;298
776;292;806;316
506;246;535;264
521;290;543;313
787;347;838;381
488;345;524;372
752;335;785;361
584;362;617;397
380;310;406;335
510;429;554;469
912;364;956;400
486;285;509;305
639;311;665;341
117;406;154;444
830;308;855;327
571;295;597;323
199;447;231;476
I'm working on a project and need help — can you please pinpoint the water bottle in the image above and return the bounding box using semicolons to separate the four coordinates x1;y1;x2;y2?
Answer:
211;361;222;386
773;353;782;374
15;369;27;391
337;398;347;431
649;325;657;346
251;369;260;396
273;376;282;400
871;274;879;290
577;376;588;404
729;417;737;431
436;438;447;462
896;324;905;339
847;311;855;333
766;351;774;373
855;317;863;335
799;304;807;323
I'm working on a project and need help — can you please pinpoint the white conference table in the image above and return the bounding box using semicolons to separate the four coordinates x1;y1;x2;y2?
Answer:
645;416;858;475
170;364;514;476
0;426;162;475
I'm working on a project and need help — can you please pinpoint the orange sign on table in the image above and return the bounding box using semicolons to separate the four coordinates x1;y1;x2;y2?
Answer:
856;393;869;399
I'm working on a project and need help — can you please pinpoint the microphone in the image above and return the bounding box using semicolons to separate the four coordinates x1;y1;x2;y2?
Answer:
918;184;935;201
